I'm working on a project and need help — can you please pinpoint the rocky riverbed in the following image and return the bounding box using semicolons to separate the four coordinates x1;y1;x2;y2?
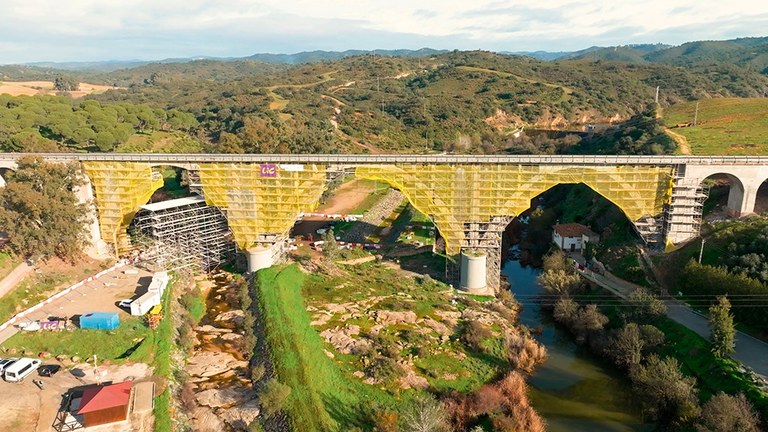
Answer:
188;273;259;432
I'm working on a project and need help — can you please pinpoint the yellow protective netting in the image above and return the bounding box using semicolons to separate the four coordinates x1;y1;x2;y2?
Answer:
356;164;673;255
82;161;164;252
198;163;327;249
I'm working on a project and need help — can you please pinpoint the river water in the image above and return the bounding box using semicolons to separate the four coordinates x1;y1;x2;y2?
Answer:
502;256;652;432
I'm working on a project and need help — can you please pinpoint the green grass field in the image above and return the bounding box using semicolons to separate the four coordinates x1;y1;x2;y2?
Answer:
662;98;768;155
256;264;401;431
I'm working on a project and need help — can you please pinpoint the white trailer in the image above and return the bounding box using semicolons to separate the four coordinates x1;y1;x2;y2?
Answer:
130;292;160;316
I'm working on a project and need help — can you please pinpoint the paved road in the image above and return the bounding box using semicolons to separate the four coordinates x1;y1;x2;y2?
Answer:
579;267;768;377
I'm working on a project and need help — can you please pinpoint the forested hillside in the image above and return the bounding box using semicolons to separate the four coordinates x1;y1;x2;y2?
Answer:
0;95;198;152
3;47;768;155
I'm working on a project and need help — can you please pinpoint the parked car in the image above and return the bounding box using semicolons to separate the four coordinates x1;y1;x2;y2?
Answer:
37;364;61;377
0;358;18;375
316;228;328;235
118;299;133;309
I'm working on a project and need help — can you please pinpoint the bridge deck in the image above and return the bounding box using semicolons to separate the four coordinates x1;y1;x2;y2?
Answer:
1;153;767;165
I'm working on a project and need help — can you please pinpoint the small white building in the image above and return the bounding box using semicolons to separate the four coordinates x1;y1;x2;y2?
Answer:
552;223;598;253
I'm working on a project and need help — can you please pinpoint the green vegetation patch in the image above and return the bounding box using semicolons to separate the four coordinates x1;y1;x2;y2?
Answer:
256;264;399;431
2;317;152;362
663;98;768;155
655;318;768;413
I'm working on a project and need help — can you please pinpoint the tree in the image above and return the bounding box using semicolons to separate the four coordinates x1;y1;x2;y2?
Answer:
709;296;735;358
607;323;665;368
570;304;609;343
537;269;581;297
542;249;571;273
321;228;339;260
0;156;89;261
400;394;451;432
695;392;760;432
553;297;578;324
626;288;667;323
53;75;79;91
629;355;700;425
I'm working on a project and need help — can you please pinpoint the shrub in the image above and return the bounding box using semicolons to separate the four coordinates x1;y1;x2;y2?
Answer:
695;392;760;432
505;332;548;373
250;363;266;382
629;355;700;425
258;379;291;417
400;394;451;432
461;321;494;353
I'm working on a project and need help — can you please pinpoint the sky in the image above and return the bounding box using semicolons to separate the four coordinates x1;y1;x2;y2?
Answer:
2;0;768;64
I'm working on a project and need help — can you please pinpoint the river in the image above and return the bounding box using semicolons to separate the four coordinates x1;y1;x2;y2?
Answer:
502;254;652;432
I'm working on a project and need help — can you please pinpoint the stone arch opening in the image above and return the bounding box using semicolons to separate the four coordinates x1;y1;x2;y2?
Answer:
756;179;768;215
699;173;746;218
124;165;236;271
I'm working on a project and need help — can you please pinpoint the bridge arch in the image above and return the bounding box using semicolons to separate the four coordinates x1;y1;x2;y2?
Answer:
354;163;672;255
698;172;746;217
757;178;768;215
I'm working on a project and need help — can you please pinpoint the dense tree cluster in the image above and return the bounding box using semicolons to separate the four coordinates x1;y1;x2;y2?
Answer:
678;260;768;329
0;156;89;261
0;95;198;152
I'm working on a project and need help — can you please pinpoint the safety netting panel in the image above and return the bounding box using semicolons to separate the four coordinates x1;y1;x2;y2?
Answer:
83;161;164;252
356;164;673;255
198;163;327;249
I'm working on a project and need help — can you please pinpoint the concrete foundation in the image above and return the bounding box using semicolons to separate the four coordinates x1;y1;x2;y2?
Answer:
246;246;276;272
460;251;488;294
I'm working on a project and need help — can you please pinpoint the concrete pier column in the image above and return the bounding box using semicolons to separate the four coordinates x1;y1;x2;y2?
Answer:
728;183;759;217
77;175;110;257
246;241;284;272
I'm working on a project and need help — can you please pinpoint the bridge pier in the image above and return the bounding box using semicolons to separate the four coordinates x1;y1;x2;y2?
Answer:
458;216;512;295
665;164;768;246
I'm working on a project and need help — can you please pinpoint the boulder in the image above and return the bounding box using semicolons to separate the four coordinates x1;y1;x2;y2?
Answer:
195;388;244;408
220;399;260;429
215;310;245;326
187;351;248;378
375;310;417;326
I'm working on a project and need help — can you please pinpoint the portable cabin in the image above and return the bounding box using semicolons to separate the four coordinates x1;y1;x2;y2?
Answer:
80;312;120;330
77;381;133;427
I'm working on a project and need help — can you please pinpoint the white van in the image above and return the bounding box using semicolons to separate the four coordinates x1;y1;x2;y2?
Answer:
4;358;41;382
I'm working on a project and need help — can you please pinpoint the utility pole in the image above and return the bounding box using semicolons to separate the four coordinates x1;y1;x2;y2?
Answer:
698;237;706;264
693;101;700;126
655;86;659;104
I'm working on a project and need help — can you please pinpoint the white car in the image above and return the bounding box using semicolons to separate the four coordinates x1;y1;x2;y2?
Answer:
316;228;328;235
118;299;133;308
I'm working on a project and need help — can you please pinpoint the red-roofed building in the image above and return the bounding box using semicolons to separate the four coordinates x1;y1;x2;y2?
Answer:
77;381;133;427
552;223;598;253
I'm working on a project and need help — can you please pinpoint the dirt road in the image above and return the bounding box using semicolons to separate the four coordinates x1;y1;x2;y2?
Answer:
0;262;34;299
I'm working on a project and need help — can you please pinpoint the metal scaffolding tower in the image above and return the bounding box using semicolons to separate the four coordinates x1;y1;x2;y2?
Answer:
130;195;236;272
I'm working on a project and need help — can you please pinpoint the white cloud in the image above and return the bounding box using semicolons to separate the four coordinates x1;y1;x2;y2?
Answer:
1;0;767;62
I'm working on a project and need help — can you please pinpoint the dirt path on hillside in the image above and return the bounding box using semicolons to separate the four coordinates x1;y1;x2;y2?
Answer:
664;127;691;155
317;178;378;214
0;262;34;300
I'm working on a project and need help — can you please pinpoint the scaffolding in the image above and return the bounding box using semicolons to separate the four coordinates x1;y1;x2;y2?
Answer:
197;163;327;249
356;164;674;256
82;162;164;254
663;164;709;248
130;195;236;272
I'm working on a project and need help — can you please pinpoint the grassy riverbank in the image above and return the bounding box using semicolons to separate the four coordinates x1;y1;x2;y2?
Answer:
255;264;399;431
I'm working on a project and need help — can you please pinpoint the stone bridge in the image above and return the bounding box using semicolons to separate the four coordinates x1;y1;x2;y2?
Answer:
1;153;766;293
